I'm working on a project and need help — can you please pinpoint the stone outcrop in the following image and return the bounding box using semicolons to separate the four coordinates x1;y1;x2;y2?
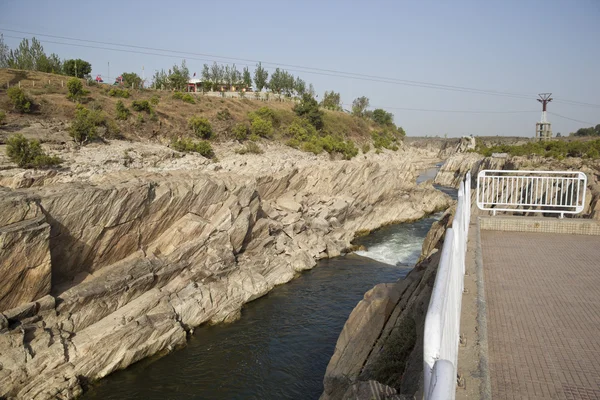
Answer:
320;209;453;400
0;146;452;400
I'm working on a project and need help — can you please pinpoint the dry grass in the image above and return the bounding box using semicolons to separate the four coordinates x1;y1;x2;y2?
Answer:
0;68;376;146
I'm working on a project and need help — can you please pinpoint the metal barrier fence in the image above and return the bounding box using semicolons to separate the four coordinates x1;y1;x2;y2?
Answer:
476;170;587;218
423;172;471;400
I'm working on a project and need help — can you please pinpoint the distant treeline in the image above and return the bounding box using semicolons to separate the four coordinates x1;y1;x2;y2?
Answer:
571;124;600;137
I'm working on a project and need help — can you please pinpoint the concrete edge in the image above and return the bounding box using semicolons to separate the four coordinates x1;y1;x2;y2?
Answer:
475;216;492;400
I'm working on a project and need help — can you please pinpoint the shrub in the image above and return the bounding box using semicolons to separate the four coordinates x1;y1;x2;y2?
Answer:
67;77;86;101
188;116;213;139
362;143;370;153
233;123;249;141
108;88;130;98
115;101;130;120
293;93;324;130
301;139;323;155
6;134;62;168
137;114;145;124
217;109;232;121
69;105;102;144
172;92;184;100
250;116;273;138
235;142;264;155
320;135;359;159
7;87;32;113
248;106;279;127
0;111;5;124
249;133;260;142
182;93;195;104
149;95;160;105
287;118;317;141
372;130;399;151
131;100;152;113
171;138;215;158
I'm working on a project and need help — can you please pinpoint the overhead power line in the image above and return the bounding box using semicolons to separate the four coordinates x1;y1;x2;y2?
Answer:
1;29;599;110
0;28;541;101
547;112;595;125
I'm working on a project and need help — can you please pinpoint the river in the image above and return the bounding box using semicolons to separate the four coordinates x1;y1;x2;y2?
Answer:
83;169;454;400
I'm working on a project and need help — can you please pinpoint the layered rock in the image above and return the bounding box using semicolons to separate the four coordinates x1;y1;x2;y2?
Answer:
320;209;454;400
0;148;452;400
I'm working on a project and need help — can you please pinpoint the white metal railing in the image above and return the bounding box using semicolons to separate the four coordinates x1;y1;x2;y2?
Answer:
476;170;587;218
423;172;471;400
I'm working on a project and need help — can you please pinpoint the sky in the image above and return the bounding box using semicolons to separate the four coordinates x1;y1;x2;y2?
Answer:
1;0;599;137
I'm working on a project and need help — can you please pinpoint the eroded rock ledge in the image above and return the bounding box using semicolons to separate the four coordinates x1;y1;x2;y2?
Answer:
0;151;451;400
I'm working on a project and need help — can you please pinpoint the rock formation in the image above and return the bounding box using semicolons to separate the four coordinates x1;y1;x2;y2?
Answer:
0;143;451;399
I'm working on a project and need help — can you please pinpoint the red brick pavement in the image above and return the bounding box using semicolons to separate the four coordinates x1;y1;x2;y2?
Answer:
481;231;600;400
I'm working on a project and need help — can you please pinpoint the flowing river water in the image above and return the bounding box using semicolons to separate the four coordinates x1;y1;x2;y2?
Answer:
83;167;454;400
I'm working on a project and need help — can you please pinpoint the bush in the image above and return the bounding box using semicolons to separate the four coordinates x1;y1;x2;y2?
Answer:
250;116;273;138
233;123;249;141
217;109;232;121
69;105;101;144
108;88;130;98
188;116;213;139
7;87;32;113
182;93;195;104
131;100;152;113
6;134;62;168
473;138;600;160
0;111;5;124
362;143;370;153
172;92;184;100
115;101;130;120
149;95;160;105
293;93;324;130
67;77;86;101
372;130;399;151
287;118;317;142
248;106;279;127
235;142;264;155
171;138;215;158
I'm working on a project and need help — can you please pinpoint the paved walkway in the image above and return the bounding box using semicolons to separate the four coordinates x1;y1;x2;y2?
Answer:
481;231;600;400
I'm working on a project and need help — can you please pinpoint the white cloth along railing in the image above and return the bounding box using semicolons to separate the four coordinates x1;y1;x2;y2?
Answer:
423;171;471;400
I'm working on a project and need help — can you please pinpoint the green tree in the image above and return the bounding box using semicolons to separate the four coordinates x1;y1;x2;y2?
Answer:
294;77;306;96
121;72;143;88
201;64;211;90
168;60;190;91
253;62;269;91
63;59;92;78
0;34;9;68
250;117;274;138
242;67;252;88
371;108;394;126
36;52;62;74
321;91;342;111
352;96;370;117
153;69;169;89
293;93;324;130
210;62;225;87
69;105;98;144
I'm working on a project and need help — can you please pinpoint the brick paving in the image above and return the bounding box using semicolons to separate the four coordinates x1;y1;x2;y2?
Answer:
481;231;600;400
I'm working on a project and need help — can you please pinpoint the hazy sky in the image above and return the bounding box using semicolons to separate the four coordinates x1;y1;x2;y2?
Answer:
1;0;598;137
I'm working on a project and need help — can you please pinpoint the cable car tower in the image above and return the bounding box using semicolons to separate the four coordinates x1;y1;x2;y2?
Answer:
535;93;553;140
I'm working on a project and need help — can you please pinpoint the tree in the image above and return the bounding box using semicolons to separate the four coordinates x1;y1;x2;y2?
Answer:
0;34;9;68
202;64;211;90
63;59;92;78
168;60;190;91
556;132;562;138
210;62;224;85
6;134;62;168
371;108;394;126
352;96;370;117
36;53;62;74
253;62;269;92
293;93;324;130
121;72;143;88
308;83;316;97
269;68;285;94
153;69;169;89
242;67;252;88
321;91;342;111
7;87;32;113
294;77;306;96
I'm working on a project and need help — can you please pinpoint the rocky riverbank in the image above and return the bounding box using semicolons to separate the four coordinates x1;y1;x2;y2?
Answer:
319;150;600;400
0;141;451;399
